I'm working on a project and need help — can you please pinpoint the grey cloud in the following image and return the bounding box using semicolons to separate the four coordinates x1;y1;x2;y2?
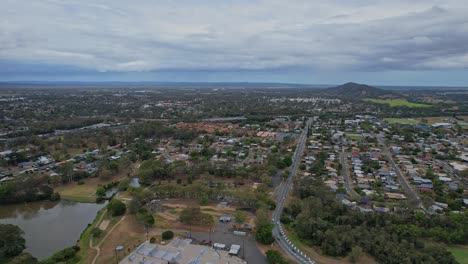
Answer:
0;0;467;73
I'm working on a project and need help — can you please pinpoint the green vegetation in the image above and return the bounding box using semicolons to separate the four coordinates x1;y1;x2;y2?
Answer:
76;208;106;264
448;246;468;264
0;177;59;205
55;183;98;203
136;208;155;226
364;98;431;108
384;118;419;125
255;207;275;245
234;211;247;224
107;199;126;216
0;224;27;262
346;134;364;141
285;177;464;264
256;224;275;244
179;206;214;225
266;249;290;264
95;187;106;197
162;230;174;240
60;195;96;203
39;246;80;264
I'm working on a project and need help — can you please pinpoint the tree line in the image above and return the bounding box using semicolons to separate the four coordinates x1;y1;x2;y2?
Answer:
284;177;465;264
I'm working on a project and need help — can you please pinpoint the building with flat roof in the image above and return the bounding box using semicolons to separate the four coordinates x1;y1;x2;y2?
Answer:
119;238;246;264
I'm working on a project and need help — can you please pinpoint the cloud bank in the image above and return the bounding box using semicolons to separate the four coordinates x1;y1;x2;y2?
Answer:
1;0;468;82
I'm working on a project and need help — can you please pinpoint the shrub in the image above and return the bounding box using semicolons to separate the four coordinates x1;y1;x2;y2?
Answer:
96;187;106;197
40;246;80;264
256;224;274;244
78;179;85;185
91;227;102;237
118;179;131;191
49;192;61;201
162;230;174;240
107;199;126;216
149;237;156;243
266;249;287;264
136;208;155;226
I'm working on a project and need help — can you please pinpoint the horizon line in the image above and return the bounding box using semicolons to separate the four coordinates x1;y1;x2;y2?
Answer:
1;80;468;88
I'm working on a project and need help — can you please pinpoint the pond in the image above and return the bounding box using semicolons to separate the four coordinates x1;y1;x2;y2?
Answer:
0;200;106;260
130;177;140;188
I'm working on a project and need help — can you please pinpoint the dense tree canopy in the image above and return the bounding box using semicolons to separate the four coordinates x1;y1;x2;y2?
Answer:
0;224;26;262
107;199;126;216
286;177;463;264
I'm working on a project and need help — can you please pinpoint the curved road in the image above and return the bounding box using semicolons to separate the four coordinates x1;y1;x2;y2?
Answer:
272;118;314;264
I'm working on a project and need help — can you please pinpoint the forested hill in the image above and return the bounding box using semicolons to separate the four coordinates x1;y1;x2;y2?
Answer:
323;82;399;98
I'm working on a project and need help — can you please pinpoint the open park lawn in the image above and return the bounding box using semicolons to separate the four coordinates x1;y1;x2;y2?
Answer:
55;181;98;203
448;246;468;264
364;98;431;108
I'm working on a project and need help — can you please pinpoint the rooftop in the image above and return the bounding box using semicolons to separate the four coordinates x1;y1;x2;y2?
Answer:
119;238;246;264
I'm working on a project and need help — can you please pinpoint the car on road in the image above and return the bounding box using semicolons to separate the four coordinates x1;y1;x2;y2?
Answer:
200;240;212;246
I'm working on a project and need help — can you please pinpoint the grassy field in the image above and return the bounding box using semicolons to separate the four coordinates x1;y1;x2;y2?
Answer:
55;183;97;203
384;118;419;125
76;209;106;264
346;134;364;141
60;194;96;203
364;98;431;108
448;246;468;264
383;116;465;125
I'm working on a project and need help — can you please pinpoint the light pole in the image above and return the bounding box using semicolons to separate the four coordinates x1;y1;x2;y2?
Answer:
242;238;245;259
145;225;149;241
209;226;212;242
115;245;124;264
189;222;192;238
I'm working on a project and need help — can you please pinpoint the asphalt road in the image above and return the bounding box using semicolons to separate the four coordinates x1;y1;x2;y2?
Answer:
272;118;314;264
436;159;468;187
376;135;423;209
339;150;359;197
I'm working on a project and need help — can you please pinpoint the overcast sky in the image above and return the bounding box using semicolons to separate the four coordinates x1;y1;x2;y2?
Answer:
1;0;468;85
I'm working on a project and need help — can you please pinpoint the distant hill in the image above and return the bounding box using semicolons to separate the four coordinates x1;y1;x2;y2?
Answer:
323;82;398;98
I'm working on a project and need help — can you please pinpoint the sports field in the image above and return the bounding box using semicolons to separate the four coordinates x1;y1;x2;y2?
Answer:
383;118;419;125
364;99;431;108
346;134;364;141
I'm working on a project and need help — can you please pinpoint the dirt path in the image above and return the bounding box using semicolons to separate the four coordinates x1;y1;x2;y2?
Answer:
87;209;107;263
91;215;127;264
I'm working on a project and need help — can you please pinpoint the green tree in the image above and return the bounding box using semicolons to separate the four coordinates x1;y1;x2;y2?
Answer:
0;224;26;261
118;178;131;191
9;253;37;264
460;169;468;179
162;230;174;240
283;156;293;167
266;249;287;264
136;208;155;226
349;246;363;263
107;199;126;216
96;187;106;197
234;211;247;224
256;224;274;244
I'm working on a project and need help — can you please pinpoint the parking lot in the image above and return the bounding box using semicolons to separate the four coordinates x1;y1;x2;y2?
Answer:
191;219;267;264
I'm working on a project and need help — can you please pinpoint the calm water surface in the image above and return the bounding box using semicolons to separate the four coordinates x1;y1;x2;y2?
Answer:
0;200;105;260
130;177;140;187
